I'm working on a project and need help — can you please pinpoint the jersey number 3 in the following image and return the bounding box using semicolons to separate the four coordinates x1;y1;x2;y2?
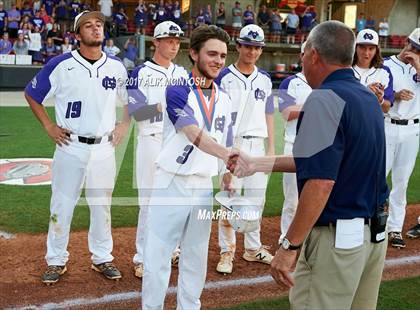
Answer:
176;145;194;164
65;101;82;118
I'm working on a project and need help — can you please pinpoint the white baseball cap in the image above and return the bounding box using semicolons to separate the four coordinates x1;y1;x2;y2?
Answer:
237;24;265;47
153;21;184;39
356;29;379;46
73;11;105;33
408;28;420;50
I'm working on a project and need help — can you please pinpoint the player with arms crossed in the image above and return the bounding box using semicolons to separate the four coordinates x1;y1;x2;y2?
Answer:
214;24;274;274
352;29;394;113
277;42;312;244
141;25;233;309
384;28;420;248
128;21;188;278
25;11;129;284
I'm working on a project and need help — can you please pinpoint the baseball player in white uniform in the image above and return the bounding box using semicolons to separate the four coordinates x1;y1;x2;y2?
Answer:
384;28;420;248
142;25;233;310
128;21;188;278
352;29;394;112
25;11;129;284
214;24;275;274
278;42;312;244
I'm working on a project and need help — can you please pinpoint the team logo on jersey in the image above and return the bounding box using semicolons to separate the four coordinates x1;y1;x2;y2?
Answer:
254;88;266;101
363;33;374;41
413;74;420;83
0;158;52;185
31;77;37;89
102;76;117;90
214;116;225;133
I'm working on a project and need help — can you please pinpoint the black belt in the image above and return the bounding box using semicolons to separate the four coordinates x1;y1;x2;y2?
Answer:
390;118;419;125
241;135;261;139
66;133;113;144
315;218;370;227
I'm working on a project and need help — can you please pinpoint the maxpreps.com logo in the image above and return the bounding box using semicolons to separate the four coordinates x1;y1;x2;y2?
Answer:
0;158;53;185
102;76;117;90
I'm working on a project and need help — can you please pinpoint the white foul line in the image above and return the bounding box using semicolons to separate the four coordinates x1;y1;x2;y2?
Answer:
8;254;420;310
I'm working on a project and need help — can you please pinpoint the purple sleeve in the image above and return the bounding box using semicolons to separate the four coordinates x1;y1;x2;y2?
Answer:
24;53;72;104
382;66;394;105
166;83;198;130
127;66;147;115
226;113;234;147
214;67;230;86
278;76;297;112
265;94;275;114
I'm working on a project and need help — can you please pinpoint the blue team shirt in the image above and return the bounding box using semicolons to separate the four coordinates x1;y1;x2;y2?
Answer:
0;10;7;29
293;68;389;225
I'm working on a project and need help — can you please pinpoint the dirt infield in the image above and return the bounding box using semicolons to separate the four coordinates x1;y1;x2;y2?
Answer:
1;205;419;310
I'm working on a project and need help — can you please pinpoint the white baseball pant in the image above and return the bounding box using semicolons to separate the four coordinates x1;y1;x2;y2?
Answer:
46;141;116;266
133;133;162;265
218;137;268;254
385;121;420;233
279;141;299;243
142;168;213;310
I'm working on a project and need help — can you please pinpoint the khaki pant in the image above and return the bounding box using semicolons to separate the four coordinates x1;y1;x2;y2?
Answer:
290;225;387;310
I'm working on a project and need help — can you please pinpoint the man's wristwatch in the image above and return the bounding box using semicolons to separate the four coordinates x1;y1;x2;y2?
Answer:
281;238;301;251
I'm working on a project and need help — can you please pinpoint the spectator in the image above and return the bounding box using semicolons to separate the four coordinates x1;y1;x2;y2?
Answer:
28;25;43;64
301;6;315;33
98;0;113;19
13;30;29;55
123;36;137;69
156;0;168;24
195;8;206;28
61;36;73;53
0;2;7;37
232;1;242;38
269;8;282;43
21;2;33;18
243;5;255;26
21;22;31;37
215;1;225;29
31;10;45;33
257;5;270;30
0;32;12;54
33;0;41;13
135;0;148;34
20;15;31;30
114;7;128;36
356;12;366;33
44;0;55;17
378;18;389;48
165;0;173;13
47;23;63;46
55;0;67;32
42;36;59;63
286;9;299;44
7;3;21;38
366;15;375;30
203;4;212;25
171;0;182;27
69;0;82;21
103;38;120;56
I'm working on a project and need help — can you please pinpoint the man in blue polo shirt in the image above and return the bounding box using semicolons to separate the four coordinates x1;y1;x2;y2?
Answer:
228;21;389;310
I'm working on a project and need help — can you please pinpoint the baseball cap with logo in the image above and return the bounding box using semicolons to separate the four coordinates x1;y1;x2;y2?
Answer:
408;28;420;50
154;21;184;39
356;29;379;46
73;11;105;33
237;24;265;47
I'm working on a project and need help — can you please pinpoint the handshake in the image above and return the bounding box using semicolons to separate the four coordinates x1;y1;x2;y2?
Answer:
226;150;256;178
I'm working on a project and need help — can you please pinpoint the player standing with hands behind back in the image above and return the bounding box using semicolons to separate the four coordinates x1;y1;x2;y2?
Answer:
384;28;420;248
25;11;130;285
215;24;275;274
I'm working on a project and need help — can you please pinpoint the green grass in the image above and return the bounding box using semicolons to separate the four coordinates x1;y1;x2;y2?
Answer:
0;106;419;233
216;276;420;310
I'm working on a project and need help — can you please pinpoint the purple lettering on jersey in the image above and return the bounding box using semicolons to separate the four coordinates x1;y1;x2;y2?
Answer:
102;76;117;90
254;88;266;100
214;115;225;133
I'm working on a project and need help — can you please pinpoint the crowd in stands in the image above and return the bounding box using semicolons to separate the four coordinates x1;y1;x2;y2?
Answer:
356;12;390;47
